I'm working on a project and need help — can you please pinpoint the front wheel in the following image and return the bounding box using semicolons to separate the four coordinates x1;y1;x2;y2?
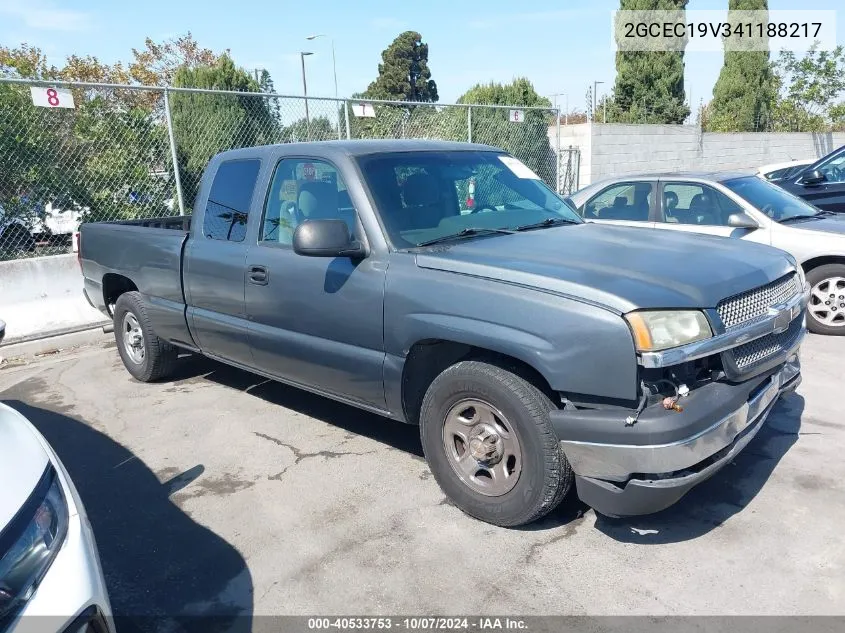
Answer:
806;264;845;335
419;360;572;527
113;291;178;381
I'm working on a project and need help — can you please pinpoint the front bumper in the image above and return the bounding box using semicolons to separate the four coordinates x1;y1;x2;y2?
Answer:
551;353;801;517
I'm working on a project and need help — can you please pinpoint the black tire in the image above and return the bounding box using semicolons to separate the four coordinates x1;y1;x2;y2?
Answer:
419;360;572;527
805;264;845;336
113;291;178;381
0;224;35;253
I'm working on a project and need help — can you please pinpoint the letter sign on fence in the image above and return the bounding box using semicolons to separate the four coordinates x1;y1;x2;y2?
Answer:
352;103;376;118
30;87;75;109
508;109;524;123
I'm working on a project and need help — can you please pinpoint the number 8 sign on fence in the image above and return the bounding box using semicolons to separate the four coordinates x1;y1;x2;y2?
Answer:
30;86;75;109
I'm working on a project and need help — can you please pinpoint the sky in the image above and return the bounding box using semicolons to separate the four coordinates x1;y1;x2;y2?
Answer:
1;0;843;113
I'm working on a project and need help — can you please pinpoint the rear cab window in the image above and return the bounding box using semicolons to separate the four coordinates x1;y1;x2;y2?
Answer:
203;159;262;242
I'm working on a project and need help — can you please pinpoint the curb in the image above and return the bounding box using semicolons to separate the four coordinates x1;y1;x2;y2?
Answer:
0;325;112;360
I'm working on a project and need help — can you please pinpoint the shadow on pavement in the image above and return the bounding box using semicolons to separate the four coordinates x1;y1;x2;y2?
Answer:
2;397;253;633
593;394;805;544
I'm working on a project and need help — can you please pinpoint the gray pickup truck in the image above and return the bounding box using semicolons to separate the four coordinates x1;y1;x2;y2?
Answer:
80;140;808;526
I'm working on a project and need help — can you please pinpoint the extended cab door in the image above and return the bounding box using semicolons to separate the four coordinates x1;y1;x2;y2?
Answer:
182;158;261;366
244;157;387;410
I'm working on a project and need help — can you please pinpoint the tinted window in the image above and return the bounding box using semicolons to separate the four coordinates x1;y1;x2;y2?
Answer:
817;150;845;184
660;182;741;226
583;182;652;221
203;159;261;242
356;151;581;248
261;159;356;245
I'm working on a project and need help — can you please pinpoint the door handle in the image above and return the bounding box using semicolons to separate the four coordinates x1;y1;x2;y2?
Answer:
248;265;269;285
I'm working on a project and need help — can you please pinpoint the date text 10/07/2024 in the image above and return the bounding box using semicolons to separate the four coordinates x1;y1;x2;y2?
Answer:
307;617;529;631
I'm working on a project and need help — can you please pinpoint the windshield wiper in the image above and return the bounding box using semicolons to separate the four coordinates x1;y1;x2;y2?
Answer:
779;214;822;223
514;217;580;231
415;227;515;247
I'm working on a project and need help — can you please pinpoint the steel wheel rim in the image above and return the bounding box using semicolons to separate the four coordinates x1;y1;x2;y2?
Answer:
441;398;522;497
809;276;845;327
122;312;145;364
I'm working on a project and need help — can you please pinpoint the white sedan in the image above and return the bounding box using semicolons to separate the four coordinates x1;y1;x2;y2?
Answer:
0;387;115;633
567;172;845;335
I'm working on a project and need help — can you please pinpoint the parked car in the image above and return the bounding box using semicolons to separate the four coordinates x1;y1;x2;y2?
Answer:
0;205;36;253
757;159;814;181
568;172;845;335
0;399;114;632
770;144;845;213
80;140;807;526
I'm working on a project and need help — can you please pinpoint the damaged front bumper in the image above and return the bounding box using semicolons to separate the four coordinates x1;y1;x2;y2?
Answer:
550;352;802;518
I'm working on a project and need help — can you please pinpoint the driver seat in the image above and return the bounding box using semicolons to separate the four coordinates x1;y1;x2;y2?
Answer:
401;173;446;230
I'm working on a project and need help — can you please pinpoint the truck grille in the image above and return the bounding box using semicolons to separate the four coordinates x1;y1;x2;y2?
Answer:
731;316;804;371
717;273;801;329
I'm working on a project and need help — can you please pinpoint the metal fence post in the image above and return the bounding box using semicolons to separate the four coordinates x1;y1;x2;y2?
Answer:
556;108;562;194
163;88;186;216
467;106;472;143
344;99;351;140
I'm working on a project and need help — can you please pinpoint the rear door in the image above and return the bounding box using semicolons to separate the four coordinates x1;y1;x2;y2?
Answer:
183;158;261;366
244;156;387;409
577;181;656;229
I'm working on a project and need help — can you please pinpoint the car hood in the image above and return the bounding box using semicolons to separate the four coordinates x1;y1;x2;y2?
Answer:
415;223;794;313
0;403;50;530
786;215;845;236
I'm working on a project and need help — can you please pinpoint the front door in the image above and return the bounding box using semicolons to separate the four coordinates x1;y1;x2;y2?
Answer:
244;157;387;409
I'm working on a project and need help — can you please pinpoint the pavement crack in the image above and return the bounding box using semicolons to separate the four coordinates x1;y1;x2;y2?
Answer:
255;432;375;481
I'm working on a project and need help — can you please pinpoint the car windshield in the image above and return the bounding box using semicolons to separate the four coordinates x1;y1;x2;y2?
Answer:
722;175;822;222
356;150;582;248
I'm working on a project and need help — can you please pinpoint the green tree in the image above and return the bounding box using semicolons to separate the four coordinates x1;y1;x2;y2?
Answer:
608;0;690;124
363;31;438;102
454;78;557;188
769;44;845;131
170;55;276;206
706;0;774;131
282;116;336;142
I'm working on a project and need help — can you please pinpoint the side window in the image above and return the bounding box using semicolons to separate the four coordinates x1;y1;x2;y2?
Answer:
584;182;653;222
661;183;742;226
261;159;356;245
203;159;261;242
818;152;845;184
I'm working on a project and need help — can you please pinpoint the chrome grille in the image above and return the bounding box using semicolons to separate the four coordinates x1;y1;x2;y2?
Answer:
731;317;803;371
717;273;801;329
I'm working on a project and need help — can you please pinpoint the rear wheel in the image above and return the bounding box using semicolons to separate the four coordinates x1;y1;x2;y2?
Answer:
806;264;845;335
113;291;177;381
419;360;572;527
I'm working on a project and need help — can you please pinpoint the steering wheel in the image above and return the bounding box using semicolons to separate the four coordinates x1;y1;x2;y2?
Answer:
760;203;777;219
469;205;496;214
828;165;844;182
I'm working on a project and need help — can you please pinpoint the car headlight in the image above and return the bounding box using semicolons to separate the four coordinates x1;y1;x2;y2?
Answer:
0;467;68;622
796;264;806;288
625;310;713;352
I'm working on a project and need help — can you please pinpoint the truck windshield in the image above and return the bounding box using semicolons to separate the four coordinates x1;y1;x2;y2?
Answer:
723;176;823;223
356;150;582;248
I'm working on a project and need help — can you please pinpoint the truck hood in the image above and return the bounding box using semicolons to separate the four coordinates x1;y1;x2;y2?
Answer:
415;223;794;313
0;402;50;531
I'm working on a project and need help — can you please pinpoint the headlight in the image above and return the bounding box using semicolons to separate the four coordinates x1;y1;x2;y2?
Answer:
796;264;806;288
625;310;713;352
0;467;68;622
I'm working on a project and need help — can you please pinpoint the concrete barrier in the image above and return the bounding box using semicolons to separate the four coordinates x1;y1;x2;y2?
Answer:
0;254;108;345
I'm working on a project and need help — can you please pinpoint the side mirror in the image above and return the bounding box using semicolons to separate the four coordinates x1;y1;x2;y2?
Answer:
0;319;6;345
727;212;759;230
293;219;366;259
799;169;825;186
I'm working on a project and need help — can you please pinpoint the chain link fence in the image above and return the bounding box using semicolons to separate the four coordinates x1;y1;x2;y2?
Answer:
0;78;565;260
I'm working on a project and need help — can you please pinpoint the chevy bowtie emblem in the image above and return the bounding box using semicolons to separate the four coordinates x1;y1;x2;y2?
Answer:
769;303;792;334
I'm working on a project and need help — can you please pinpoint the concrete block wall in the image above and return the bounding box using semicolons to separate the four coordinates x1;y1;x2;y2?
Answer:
0;254;108;344
550;124;845;189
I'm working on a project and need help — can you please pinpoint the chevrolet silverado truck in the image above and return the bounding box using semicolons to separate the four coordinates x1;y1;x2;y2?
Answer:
79;140;808;527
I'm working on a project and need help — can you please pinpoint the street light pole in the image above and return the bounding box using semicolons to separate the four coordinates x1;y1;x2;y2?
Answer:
550;92;568;125
300;51;313;140
307;34;340;139
593;81;605;123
